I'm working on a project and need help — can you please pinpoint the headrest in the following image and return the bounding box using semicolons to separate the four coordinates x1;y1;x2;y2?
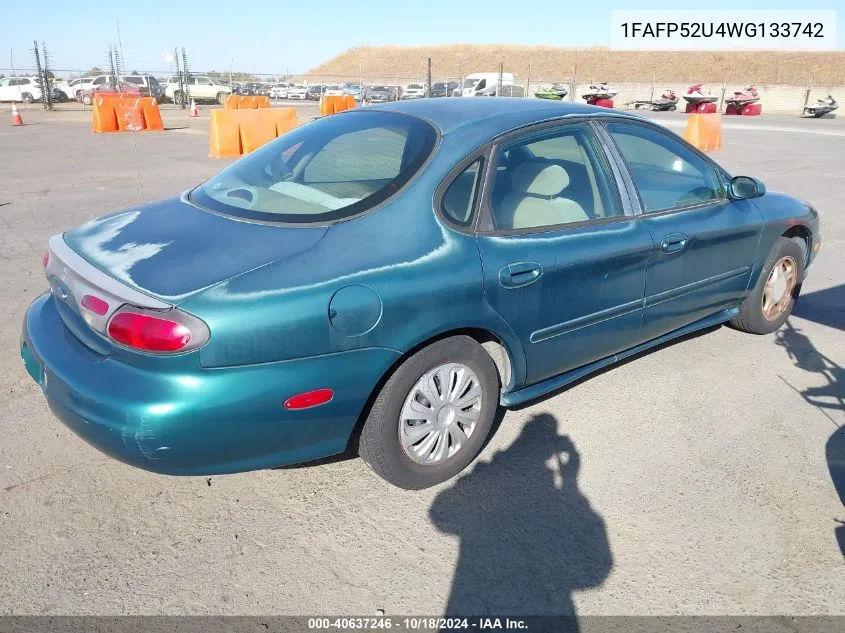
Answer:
511;162;570;196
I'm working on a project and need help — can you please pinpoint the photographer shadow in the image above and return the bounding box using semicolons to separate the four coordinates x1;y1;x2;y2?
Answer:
429;413;612;628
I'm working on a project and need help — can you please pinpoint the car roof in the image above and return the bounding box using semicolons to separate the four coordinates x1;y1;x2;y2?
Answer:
367;97;637;136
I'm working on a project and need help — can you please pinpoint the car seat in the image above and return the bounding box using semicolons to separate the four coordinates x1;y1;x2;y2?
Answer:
496;162;588;230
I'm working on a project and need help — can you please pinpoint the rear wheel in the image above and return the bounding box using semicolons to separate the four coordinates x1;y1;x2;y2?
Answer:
21;92;33;104
358;336;499;489
730;237;805;334
82;93;92;106
173;91;185;105
217;92;227;105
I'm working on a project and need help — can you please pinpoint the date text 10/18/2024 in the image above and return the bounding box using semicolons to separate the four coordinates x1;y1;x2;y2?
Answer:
307;617;528;630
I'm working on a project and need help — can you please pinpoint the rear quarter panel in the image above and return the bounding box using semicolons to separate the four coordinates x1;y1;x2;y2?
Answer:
179;142;526;384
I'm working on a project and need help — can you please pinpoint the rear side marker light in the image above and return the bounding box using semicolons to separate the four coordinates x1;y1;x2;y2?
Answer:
284;389;334;410
42;250;50;268
81;294;109;316
108;312;192;353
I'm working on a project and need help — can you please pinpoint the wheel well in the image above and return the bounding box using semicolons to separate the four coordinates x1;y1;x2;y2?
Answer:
343;328;515;454
781;225;811;266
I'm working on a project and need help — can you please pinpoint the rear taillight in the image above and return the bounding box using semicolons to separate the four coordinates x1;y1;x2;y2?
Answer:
107;308;209;354
42;250;50;268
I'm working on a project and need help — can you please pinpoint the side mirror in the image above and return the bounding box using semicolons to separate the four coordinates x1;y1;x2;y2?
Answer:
729;176;766;200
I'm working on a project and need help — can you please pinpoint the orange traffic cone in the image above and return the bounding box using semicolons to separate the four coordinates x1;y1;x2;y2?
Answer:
190;99;199;117
11;102;23;126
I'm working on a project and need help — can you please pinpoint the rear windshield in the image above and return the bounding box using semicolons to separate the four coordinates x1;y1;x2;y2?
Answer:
191;111;438;224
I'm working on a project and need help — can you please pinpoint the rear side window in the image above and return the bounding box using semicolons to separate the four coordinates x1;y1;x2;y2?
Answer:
192;111;437;224
605;122;722;212
441;159;484;227
490;124;619;231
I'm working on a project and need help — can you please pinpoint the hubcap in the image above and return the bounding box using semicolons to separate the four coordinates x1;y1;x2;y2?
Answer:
762;256;797;321
399;363;482;465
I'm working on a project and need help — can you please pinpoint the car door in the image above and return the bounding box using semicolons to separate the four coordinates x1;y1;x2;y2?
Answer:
602;120;765;343
0;78;11;101
475;121;653;386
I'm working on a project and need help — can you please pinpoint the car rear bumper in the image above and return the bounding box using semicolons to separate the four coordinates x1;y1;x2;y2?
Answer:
21;294;400;475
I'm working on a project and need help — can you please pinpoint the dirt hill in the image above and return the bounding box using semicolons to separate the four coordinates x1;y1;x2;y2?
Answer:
307;45;845;85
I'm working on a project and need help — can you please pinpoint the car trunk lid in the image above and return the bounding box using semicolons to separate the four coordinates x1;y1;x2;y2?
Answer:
60;194;327;305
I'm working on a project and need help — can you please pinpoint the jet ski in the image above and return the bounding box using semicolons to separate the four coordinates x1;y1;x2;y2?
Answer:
581;82;618;101
804;95;838;118
682;83;718;104
725;86;760;107
534;84;569;100
625;89;678;111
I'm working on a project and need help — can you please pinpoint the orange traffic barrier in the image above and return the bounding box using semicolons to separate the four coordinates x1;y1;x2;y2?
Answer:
240;96;258;109
683;113;722;151
92;95;163;133
115;100;145;132
92;97;119;133
224;94;240;109
209;107;299;158
139;98;164;131
255;96;270;108
343;95;356;111
274;108;297;136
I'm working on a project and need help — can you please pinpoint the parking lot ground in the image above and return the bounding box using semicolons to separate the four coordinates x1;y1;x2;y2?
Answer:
0;109;843;616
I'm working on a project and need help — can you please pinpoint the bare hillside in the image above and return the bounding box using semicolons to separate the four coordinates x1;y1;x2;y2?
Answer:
307;45;845;85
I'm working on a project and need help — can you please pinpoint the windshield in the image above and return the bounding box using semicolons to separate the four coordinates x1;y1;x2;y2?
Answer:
463;78;480;88
191;111;437;224
408;84;423;89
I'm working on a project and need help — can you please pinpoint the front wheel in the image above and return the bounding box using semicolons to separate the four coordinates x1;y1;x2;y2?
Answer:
730;236;806;334
358;336;500;489
173;91;185;105
82;93;92;106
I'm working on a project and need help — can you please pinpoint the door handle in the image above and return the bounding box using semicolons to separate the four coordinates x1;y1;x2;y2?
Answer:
499;262;543;289
661;233;690;254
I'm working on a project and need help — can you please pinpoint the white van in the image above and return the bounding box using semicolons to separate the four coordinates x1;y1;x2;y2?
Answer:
459;72;514;97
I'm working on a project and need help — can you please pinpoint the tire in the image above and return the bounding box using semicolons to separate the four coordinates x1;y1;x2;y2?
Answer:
173;91;185;105
358;336;500;489
216;92;227;105
82;93;92;106
730;236;806;335
21;92;33;104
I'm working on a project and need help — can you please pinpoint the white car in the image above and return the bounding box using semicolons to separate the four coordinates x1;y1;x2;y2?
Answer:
165;75;232;105
402;83;427;99
286;84;308;100
269;83;290;99
55;77;95;101
323;85;344;97
0;76;43;103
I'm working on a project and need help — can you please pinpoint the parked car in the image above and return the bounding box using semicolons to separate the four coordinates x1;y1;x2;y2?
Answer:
165;75;232;105
78;81;143;105
121;74;164;100
430;81;460;98
55;77;95;101
286;84;308;100
342;83;364;101
324;85;343;96
402;83;428;99
269;83;289;99
0;76;43;103
23;100;820;490
306;85;326;100
459;72;515;97
365;85;398;102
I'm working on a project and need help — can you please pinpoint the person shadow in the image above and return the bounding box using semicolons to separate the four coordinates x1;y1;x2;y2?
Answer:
774;319;845;558
429;413;612;631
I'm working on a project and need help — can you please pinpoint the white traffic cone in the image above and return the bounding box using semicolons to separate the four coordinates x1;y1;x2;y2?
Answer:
11;102;23;126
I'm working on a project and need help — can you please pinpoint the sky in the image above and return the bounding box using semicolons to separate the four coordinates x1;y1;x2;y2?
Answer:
1;0;840;75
